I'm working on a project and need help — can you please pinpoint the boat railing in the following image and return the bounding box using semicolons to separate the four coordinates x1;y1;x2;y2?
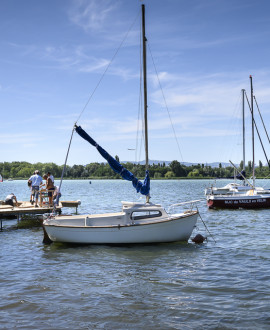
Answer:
168;199;203;214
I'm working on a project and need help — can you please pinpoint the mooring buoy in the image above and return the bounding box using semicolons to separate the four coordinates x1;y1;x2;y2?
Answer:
192;233;206;244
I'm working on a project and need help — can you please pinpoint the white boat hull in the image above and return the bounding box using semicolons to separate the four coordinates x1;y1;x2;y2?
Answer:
43;202;198;244
44;213;198;244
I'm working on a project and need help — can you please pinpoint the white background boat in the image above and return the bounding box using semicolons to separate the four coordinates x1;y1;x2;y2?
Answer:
205;182;251;195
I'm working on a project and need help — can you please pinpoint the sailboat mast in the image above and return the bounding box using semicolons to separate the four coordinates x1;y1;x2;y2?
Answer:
250;75;255;187
242;89;246;182
142;4;148;171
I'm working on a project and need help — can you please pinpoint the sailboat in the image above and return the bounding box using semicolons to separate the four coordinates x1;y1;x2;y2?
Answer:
43;5;199;244
205;89;251;196
207;76;270;209
0;174;3;183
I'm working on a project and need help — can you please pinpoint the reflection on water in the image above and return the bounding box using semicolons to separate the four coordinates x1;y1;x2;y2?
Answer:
1;179;270;329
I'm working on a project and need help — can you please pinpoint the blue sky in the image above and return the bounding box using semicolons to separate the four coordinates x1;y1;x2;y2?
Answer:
1;0;270;166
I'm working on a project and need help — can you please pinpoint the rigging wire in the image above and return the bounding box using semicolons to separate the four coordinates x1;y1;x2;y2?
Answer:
244;91;270;168
254;95;270;145
147;43;184;164
54;126;75;209
57;10;141;204
217;90;242;167
75;9;141;125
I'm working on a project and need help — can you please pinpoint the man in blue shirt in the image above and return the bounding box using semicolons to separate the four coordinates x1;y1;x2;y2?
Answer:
28;170;43;207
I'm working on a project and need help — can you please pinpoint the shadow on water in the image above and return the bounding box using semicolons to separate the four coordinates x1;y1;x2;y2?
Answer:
43;239;209;259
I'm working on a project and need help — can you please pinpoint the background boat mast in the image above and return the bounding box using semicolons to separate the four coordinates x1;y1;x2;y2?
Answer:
242;89;246;183
250;75;255;187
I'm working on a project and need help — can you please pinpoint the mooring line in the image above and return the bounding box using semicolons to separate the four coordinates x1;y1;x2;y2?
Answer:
196;206;216;243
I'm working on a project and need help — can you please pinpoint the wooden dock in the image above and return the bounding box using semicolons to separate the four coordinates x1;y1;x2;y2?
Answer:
0;200;81;218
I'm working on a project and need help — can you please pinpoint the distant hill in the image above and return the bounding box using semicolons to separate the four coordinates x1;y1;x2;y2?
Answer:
122;160;235;168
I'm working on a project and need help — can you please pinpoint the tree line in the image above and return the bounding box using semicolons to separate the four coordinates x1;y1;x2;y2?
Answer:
0;160;269;180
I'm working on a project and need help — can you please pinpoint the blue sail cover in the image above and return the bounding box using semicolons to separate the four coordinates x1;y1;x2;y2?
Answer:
236;170;246;180
75;126;150;196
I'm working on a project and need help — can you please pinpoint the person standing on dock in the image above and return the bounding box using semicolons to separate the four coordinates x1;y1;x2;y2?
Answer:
47;172;54;184
28;171;35;204
43;174;55;207
28;170;43;207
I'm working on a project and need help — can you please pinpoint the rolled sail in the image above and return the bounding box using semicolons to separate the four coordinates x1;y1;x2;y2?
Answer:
75;125;150;196
236;170;246;180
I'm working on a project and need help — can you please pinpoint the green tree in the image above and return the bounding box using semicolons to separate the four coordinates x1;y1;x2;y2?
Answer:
17;168;33;178
240;160;244;170
165;171;174;178
187;169;201;178
170;160;185;177
259;160;263;172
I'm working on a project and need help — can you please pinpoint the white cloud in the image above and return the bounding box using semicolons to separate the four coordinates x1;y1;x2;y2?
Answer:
0;133;39;145
22;143;38;148
69;0;118;32
150;70;270;118
79;58;110;73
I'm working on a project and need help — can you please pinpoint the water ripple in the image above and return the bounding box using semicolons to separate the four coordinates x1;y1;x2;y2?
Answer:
1;179;270;329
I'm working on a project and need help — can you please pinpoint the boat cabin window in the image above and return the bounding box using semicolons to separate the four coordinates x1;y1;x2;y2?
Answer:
131;210;162;220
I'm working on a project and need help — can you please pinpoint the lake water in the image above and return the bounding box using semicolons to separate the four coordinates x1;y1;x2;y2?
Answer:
1;179;270;329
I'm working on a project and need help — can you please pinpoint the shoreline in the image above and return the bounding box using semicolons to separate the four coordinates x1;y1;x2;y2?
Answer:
2;177;270;181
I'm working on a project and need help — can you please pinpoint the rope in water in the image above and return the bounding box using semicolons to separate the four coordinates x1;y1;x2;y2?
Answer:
196;205;216;243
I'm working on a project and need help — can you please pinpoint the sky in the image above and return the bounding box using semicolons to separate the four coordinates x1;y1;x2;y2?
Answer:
1;0;270;166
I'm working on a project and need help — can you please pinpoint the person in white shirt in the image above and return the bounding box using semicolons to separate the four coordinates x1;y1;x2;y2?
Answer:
5;193;18;207
28;170;43;207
